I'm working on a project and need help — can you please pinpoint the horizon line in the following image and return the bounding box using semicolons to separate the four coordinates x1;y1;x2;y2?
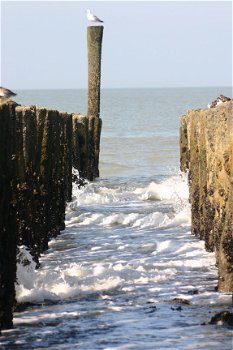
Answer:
12;86;233;91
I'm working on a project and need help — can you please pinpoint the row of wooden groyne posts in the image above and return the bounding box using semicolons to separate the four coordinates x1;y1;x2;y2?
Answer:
180;100;233;293
0;101;102;330
0;25;103;331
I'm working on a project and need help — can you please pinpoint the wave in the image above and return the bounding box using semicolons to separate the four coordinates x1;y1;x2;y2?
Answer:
14;173;199;306
140;173;189;202
15;236;217;305
66;173;190;228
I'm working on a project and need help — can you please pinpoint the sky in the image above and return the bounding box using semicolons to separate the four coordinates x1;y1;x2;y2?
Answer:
0;1;232;89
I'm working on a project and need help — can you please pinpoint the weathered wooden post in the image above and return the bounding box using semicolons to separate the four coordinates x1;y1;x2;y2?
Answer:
87;25;104;118
86;25;103;180
0;102;17;331
180;101;233;292
0;25;105;331
72;114;89;178
0;71;104;330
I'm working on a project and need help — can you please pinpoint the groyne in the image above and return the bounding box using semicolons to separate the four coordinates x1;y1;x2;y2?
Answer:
180;100;233;292
0;102;101;330
0;25;103;331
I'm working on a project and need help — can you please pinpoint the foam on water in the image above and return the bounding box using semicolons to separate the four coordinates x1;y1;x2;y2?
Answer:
15;174;216;306
140;174;189;202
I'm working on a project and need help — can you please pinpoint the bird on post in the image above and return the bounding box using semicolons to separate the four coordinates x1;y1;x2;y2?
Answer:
207;95;231;109
86;9;104;24
0;86;17;104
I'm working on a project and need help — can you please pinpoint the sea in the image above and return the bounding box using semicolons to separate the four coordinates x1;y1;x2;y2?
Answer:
0;87;232;350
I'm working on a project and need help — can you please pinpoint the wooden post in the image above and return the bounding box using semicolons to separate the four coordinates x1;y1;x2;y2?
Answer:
60;112;73;202
87;25;104;118
180;101;233;292
0;94;104;332
72;114;89;179
88;116;102;179
0;102;17;330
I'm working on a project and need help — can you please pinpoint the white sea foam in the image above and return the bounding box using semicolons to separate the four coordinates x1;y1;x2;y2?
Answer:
15;174;194;304
16;246;37;290
132;211;169;229
141;173;189;202
66;174;191;231
16;233;216;305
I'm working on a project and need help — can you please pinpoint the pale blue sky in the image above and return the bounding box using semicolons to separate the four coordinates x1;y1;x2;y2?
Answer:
1;1;232;89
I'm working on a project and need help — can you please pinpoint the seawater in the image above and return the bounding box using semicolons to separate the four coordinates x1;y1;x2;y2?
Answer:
1;88;232;350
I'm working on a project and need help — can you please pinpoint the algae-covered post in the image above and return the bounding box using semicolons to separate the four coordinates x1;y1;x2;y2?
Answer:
0;102;17;330
87;25;103;118
0;103;74;332
85;25;103;180
180;101;233;292
72;26;103;181
0;24;104;334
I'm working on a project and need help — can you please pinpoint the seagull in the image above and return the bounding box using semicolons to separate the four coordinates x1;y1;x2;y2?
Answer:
207;94;231;108
86;9;104;23
0;86;17;102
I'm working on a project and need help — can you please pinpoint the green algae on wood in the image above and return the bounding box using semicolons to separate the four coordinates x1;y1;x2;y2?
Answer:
180;101;233;292
87;26;104;118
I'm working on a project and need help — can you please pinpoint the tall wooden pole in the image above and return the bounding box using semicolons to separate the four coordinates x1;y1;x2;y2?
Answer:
87;26;104;118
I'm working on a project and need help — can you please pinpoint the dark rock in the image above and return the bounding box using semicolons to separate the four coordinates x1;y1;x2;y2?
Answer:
188;289;199;295
171;306;183;311
146;306;157;313
209;311;233;327
14;302;37;313
170;298;192;305
72;173;88;189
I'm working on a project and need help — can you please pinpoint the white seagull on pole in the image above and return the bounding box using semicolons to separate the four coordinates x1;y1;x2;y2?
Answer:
86;9;104;23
